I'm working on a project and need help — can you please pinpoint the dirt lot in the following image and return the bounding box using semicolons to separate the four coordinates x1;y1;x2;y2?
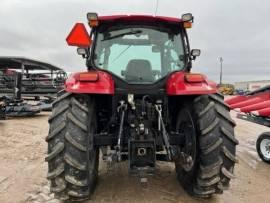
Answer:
0;111;270;203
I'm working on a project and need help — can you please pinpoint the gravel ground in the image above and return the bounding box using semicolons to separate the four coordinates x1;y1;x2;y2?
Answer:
0;111;270;203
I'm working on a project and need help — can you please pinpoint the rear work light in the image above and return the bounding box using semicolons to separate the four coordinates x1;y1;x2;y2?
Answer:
182;13;194;22
87;12;99;27
77;71;99;82
185;73;205;83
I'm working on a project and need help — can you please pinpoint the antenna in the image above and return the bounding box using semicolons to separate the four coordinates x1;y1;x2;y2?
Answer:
154;0;159;16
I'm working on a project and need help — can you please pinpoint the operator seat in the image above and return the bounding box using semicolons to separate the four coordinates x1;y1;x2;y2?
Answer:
125;59;154;82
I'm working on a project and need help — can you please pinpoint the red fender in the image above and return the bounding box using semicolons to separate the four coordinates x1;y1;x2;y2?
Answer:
166;72;217;95
65;71;114;94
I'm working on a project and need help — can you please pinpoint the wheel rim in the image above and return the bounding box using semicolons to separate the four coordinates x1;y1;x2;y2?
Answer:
176;109;196;172
260;138;270;160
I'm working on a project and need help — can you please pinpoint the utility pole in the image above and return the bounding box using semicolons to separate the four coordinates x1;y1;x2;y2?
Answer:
154;0;159;16
219;57;223;85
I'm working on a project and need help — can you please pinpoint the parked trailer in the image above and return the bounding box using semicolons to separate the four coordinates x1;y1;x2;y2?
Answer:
0;57;66;99
0;57;67;116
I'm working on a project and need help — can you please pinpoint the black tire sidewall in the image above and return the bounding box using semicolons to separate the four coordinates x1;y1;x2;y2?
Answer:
256;133;270;164
175;105;198;193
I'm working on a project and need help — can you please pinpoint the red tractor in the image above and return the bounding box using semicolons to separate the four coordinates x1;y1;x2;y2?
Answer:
46;13;238;201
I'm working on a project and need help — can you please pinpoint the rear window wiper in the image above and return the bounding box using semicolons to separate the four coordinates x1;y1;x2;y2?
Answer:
102;30;142;41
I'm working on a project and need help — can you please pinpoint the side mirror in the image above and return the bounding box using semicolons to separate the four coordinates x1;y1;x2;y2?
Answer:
191;49;201;60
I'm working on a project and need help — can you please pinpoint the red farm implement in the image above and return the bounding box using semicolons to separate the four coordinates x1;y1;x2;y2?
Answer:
226;85;270;164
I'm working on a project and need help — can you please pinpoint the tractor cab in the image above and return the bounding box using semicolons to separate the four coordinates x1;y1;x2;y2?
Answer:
93;18;187;83
66;13;201;85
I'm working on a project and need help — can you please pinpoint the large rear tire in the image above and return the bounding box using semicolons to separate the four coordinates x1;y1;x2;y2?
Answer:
175;94;239;197
45;91;99;201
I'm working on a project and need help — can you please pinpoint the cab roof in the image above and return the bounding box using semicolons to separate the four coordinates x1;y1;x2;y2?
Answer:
98;15;182;25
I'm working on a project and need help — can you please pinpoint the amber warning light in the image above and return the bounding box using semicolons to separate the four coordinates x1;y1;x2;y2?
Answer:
77;71;99;82
87;12;99;27
185;73;205;83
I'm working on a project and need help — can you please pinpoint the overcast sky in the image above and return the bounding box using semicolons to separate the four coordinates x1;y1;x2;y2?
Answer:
0;0;270;83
